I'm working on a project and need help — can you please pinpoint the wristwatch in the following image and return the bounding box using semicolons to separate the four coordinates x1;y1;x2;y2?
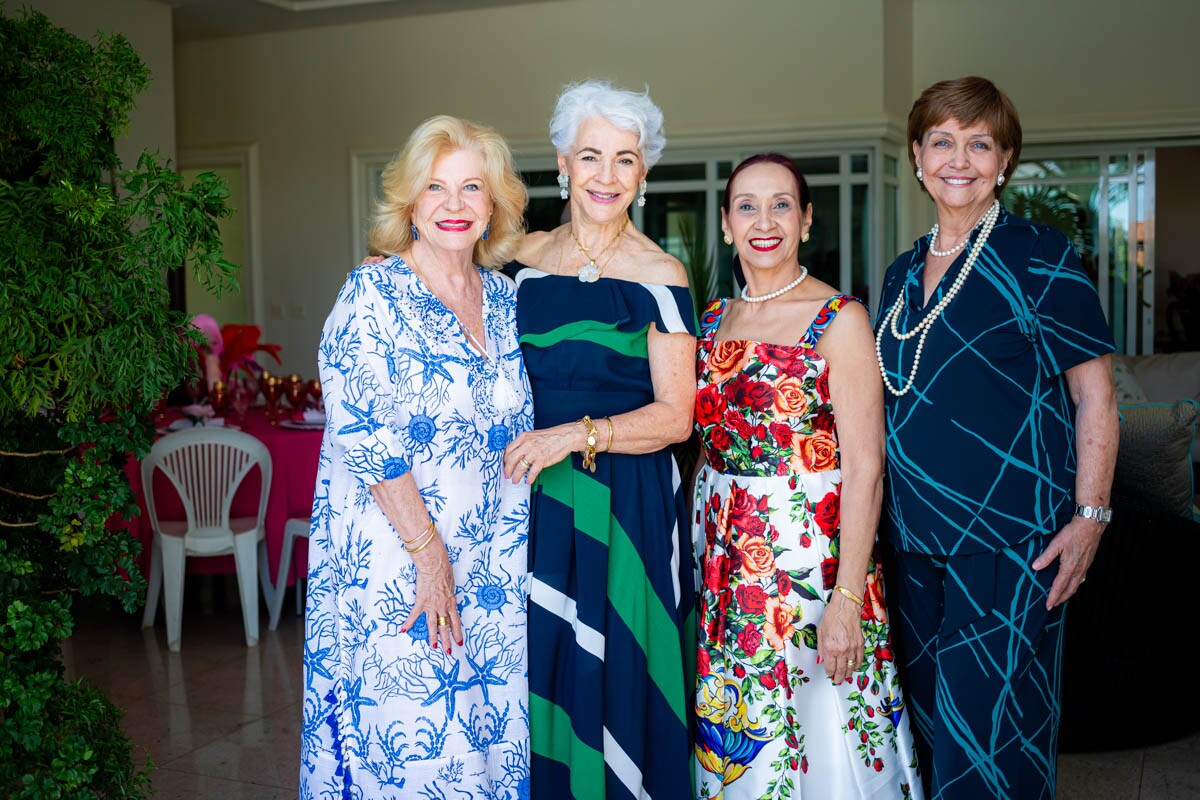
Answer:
1074;504;1113;524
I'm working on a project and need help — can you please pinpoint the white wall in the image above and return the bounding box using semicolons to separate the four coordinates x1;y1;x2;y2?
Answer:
173;0;1200;370
22;0;175;168
175;0;896;374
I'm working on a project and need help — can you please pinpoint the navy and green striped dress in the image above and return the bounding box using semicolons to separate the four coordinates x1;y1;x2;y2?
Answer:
509;264;697;799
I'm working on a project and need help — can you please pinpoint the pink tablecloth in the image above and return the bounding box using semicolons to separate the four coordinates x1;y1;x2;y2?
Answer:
120;408;321;585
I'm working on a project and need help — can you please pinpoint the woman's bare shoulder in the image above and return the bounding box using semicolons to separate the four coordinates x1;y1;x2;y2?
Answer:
514;229;561;268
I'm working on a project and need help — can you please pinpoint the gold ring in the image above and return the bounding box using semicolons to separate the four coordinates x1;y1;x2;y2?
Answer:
436;614;450;627
519;457;532;468
846;658;854;669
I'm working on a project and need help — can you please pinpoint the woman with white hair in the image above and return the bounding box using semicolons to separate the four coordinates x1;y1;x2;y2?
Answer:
503;81;696;798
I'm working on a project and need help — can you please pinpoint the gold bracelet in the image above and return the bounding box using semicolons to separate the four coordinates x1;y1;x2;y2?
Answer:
833;584;864;607
400;518;435;544
604;417;615;453
404;524;439;554
580;415;598;473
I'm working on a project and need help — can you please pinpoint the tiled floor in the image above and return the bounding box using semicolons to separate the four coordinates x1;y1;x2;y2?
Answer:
64;586;1200;799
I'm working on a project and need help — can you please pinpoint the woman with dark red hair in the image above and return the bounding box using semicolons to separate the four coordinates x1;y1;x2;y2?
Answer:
691;153;922;797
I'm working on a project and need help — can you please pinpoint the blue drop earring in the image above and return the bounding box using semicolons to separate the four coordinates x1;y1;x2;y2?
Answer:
482;224;490;241
410;223;419;241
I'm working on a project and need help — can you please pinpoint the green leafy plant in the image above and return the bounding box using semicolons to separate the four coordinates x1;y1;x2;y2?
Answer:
0;7;236;796
676;214;719;311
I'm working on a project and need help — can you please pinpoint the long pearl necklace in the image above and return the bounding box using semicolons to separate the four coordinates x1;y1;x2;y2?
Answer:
928;204;991;258
740;265;809;303
875;200;1000;397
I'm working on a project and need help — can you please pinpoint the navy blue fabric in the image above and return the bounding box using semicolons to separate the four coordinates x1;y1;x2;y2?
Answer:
875;210;1115;556
889;539;1065;800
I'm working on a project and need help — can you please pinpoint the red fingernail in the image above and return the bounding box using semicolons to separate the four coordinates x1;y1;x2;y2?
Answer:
431;643;438;650
457;639;463;647
447;647;453;655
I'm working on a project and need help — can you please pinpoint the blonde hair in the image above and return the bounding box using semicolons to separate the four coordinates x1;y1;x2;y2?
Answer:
369;115;527;267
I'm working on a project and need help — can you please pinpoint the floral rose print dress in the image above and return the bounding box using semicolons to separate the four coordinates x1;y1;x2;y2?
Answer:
693;296;922;799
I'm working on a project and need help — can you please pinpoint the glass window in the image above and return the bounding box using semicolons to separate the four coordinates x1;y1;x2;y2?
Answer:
851;155;869;174
1013;158;1101;180
795;156;840;175
526;196;565;234
522;169;561;188
804;184;841;289
648;163;706;181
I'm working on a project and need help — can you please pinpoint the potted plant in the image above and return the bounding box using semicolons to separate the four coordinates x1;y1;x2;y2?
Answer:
0;7;236;795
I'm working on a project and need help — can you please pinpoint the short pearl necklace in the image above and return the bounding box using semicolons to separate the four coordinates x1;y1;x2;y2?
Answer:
875;200;1000;397
927;205;991;257
740;266;809;303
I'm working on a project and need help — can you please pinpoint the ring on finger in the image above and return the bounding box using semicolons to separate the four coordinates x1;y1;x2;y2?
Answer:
436;614;450;627
846;658;854;669
519;456;532;468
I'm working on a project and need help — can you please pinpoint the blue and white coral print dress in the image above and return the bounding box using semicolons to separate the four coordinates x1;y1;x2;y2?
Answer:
300;256;534;800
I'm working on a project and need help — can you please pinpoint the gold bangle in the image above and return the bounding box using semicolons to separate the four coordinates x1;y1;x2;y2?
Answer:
580;415;598;473
404;524;439;554
834;584;864;607
400;518;435;544
604;416;615;453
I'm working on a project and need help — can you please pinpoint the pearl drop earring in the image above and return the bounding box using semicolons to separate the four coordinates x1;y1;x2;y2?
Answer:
997;174;1005;187
916;167;924;182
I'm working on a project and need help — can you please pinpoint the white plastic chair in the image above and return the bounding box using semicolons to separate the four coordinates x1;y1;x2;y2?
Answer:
140;427;274;651
268;517;311;631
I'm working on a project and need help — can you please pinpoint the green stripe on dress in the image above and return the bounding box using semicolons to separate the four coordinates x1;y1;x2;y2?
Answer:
539;461;688;727
529;694;605;800
520;320;649;359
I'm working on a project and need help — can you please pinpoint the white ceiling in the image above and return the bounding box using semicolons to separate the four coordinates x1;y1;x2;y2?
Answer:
166;0;558;41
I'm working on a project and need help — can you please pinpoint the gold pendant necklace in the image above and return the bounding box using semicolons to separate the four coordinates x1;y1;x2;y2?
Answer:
571;217;629;283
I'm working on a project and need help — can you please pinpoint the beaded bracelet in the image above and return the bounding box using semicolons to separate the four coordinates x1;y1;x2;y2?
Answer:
404;524;439;554
833;584;864;607
580;415;599;472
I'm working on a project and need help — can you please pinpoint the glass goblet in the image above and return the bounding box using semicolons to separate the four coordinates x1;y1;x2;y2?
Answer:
286;379;307;410
262;376;282;424
230;377;253;424
209;380;228;417
306;378;323;410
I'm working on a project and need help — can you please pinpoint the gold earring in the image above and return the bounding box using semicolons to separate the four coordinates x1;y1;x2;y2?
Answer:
723;234;732;245
802;232;810;243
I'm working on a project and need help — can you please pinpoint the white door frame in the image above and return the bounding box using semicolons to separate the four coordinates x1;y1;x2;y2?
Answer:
179;144;264;325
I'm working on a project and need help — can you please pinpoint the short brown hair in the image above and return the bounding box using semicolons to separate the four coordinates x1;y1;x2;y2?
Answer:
369;115;527;268
907;76;1022;198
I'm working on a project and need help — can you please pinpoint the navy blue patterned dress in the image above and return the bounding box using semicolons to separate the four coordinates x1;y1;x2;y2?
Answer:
507;264;697;800
874;210;1114;800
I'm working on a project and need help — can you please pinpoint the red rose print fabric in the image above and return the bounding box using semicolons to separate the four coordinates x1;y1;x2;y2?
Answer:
692;296;922;799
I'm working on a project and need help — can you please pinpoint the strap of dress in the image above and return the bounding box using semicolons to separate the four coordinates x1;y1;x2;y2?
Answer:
699;298;727;341
800;294;865;348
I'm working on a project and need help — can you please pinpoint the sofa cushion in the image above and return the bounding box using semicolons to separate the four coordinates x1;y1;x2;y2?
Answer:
1114;400;1198;519
1120;352;1200;463
1111;357;1147;403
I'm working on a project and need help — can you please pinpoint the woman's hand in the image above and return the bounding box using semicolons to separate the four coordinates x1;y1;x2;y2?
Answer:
503;423;582;484
400;545;462;654
817;593;865;684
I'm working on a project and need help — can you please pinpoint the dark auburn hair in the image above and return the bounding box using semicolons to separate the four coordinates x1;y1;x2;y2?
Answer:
907;76;1022;198
722;152;812;213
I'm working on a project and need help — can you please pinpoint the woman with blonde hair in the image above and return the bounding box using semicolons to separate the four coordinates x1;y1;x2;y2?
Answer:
302;115;534;798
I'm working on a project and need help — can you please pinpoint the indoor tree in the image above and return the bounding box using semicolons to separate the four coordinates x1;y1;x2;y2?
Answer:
0;7;236;796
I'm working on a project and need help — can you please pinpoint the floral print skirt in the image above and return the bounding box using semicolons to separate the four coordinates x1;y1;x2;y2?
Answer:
692;465;922;799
